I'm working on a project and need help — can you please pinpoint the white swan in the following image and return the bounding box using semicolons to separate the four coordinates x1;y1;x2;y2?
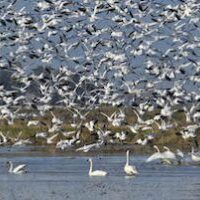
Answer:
7;161;26;174
88;158;107;176
146;145;162;163
161;146;177;164
146;145;177;164
124;150;138;175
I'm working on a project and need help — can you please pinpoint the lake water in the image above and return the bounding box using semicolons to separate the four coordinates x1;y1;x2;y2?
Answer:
0;147;200;200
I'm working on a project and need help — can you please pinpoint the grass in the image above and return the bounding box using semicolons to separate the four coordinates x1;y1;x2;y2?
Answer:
0;106;197;151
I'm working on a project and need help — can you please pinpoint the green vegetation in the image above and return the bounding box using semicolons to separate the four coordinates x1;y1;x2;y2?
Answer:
0;106;197;152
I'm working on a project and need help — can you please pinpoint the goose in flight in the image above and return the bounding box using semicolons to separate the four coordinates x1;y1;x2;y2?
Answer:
76;140;104;152
124;150;138;175
88;158;107;176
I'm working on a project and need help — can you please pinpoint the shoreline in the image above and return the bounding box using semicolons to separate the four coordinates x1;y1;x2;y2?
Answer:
0;142;193;157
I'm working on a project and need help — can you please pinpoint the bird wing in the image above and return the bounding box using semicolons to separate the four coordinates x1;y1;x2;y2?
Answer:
76;143;96;152
13;164;26;173
162;152;176;160
100;112;109;119
146;152;161;162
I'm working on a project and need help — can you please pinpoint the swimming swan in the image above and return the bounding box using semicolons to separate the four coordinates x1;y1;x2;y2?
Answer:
88;158;107;176
7;161;26;174
124;150;138;175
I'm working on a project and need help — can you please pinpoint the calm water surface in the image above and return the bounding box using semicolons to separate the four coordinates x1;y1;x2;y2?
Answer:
0;147;200;200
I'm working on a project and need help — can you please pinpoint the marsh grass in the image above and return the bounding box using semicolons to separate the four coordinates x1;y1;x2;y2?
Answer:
0;106;197;151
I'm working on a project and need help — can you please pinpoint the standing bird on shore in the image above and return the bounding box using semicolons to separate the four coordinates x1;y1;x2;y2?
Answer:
124;150;138;175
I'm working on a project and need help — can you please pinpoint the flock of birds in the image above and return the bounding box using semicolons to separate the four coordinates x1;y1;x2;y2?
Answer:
0;0;200;176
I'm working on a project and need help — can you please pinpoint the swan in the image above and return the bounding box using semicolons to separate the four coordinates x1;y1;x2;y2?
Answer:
191;147;200;162
161;146;177;164
88;158;107;176
146;145;162;163
146;145;177;164
7;161;26;174
124;150;138;175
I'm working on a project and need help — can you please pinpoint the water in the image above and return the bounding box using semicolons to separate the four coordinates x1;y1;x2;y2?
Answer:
0;147;200;200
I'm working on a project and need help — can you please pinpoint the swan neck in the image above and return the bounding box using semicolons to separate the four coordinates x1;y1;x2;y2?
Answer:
126;151;129;165
164;146;170;151
89;160;93;173
191;147;194;154
155;146;160;153
9;162;13;172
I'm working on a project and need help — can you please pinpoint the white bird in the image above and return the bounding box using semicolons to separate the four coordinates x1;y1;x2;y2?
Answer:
46;133;59;144
27;120;40;127
13;139;32;146
0;131;7;145
146;145;177;164
115;131;126;141
88;158;107;177
124;150;138;175
179;130;196;140
127;124;142;134
160;104;174;119
161;146;177;164
101;111;116;123
146;145;162;163
85;120;95;132
56;138;76;150
50;111;63;125
76;141;103;152
35;132;48;139
191;147;200;162
135;138;148;146
7;161;26;174
133;110;154;125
